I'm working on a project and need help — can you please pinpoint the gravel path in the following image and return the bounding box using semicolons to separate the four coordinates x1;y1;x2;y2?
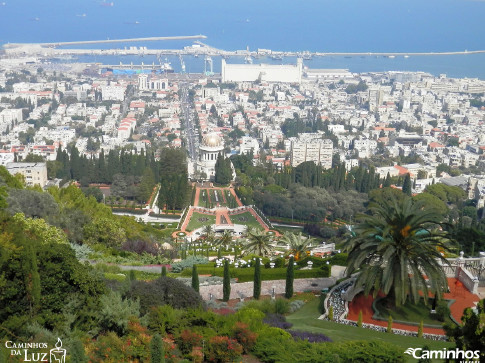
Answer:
198;277;336;300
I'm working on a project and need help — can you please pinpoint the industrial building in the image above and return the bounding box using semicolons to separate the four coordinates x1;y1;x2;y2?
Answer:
221;59;302;83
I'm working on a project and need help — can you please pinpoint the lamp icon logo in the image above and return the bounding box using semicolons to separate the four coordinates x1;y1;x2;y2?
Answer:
404;348;417;356
49;338;66;363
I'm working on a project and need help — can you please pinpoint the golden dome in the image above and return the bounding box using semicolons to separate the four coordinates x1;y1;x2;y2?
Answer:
202;133;223;148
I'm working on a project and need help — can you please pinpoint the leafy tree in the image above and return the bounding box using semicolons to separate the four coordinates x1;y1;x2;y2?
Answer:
128;277;203;314
98;290;140;335
344;196;451;307
444;298;485;357
285;256;294;299
7;189;59;221
253;258;261;300
191;265;199;293
83;217;126;247
223;259;231;302
150;334;165;363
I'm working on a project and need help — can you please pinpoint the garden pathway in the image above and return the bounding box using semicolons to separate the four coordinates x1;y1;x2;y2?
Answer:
215;208;232;225
346;277;480;335
199;277;336;300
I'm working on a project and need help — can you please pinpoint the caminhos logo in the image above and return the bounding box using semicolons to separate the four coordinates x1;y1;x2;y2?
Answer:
4;337;66;362
404;347;480;362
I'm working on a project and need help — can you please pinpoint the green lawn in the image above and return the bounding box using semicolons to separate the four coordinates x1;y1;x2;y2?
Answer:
286;299;454;361
274;226;304;234
186;212;216;231
231;211;261;229
374;297;453;326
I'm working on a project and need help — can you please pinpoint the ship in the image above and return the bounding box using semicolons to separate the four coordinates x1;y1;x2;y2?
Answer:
161;62;174;73
244;55;253;64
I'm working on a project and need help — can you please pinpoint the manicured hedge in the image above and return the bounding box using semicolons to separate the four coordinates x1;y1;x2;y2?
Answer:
112;208;147;215
181;265;330;282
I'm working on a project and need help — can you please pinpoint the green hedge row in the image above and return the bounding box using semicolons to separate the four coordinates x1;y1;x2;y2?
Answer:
181;265;330;282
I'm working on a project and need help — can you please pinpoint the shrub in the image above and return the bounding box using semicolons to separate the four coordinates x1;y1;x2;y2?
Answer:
329;253;348;266
318;293;327;314
70;339;88;363
122;238;159;255
289;300;304;313
328;306;334;321
274;298;290;314
98;290;140;335
128;277;203;314
435;301;450;322
357;310;363;327
206;336;243;363
287;330;332;343
147;305;184;335
171;256;209;273
177;329;203;355
387;315;393;333
150;334;165;363
263;314;293;330
233;322;258;353
235;308;265;332
418;320;423;338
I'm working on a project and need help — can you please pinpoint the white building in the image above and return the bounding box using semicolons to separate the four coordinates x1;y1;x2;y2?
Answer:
197;133;225;180
221;59;303;83
101;85;125;101
290;137;333;168
138;74;169;91
6;162;48;188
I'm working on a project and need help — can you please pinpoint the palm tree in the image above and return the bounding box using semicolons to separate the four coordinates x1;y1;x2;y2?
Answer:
243;227;274;257
202;225;215;245
277;232;316;260
214;230;233;250
344;196;451;307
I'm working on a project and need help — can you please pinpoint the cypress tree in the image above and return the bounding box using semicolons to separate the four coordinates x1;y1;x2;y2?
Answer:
22;244;40;317
285;256;294;299
387;315;393;333
70;340;88;363
161;266;167;277
357;310;363;327
253;258;261;300
129;270;136;281
223;259;231;302
417;320;424;338
150;334;165;363
382;172;390;187
402;173;412;196
191;265;199;293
